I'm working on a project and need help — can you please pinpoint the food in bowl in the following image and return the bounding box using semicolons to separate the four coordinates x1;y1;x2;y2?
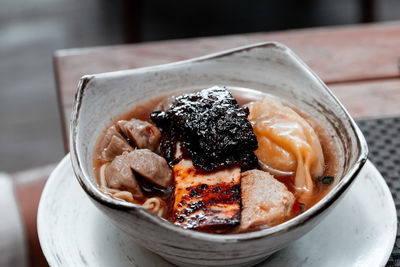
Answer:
93;86;337;233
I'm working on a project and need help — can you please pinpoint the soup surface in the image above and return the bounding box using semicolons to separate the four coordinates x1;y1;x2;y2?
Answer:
93;86;337;233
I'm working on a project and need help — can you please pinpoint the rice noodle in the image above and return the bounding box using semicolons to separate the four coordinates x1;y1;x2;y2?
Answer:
258;160;294;177
113;191;134;202
99;163;108;187
142;197;166;217
101;187;120;194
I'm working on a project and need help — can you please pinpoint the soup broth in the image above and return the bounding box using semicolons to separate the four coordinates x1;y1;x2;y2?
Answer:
93;87;337;233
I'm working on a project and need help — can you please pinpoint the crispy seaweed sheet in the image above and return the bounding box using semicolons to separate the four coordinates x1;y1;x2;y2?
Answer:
150;86;259;172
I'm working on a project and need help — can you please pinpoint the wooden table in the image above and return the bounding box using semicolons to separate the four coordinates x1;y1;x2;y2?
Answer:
54;21;400;149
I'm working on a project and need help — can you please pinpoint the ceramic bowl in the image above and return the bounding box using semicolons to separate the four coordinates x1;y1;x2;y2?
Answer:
70;42;368;267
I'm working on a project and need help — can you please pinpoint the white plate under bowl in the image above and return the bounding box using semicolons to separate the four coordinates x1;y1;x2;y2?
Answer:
38;155;397;267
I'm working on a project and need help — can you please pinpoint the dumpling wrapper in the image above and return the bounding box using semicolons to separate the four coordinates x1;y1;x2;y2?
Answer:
247;97;324;193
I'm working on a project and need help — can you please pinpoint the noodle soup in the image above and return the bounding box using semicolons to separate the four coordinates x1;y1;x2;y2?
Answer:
93;86;337;233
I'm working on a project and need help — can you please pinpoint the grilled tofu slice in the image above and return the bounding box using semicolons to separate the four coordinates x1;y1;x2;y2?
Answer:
172;159;241;232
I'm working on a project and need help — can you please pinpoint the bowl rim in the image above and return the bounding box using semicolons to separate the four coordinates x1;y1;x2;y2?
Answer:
70;41;368;243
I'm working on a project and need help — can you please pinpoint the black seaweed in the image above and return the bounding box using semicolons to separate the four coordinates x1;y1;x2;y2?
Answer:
150;86;259;171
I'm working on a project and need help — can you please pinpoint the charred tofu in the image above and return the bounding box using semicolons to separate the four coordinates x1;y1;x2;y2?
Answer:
172;159;241;232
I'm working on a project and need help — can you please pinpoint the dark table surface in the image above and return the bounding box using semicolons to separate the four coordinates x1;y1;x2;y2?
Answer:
357;117;400;266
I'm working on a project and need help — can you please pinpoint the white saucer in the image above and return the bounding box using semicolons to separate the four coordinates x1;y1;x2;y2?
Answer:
38;155;397;267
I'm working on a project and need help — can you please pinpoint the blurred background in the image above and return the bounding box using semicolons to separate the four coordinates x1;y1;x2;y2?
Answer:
1;0;400;172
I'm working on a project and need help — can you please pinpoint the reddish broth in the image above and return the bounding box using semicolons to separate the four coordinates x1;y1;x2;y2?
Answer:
93;88;338;228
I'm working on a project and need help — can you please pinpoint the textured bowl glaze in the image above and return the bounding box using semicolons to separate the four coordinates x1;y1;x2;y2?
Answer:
70;42;368;267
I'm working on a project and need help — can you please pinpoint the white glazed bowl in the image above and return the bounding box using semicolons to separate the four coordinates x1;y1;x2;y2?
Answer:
70;42;368;267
